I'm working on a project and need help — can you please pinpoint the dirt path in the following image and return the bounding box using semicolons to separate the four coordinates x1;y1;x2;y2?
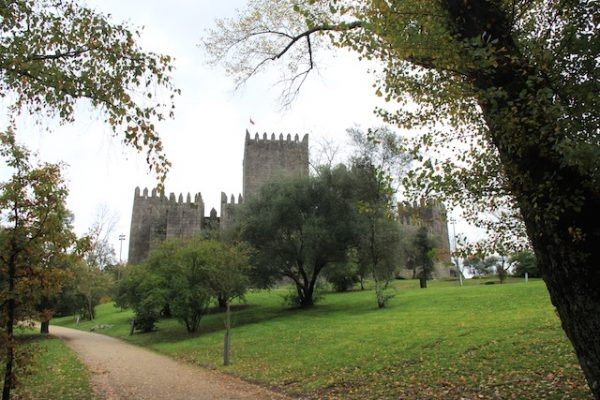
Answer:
50;325;292;400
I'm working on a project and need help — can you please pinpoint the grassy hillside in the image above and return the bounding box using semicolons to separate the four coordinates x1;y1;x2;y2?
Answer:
0;332;93;400
54;279;591;399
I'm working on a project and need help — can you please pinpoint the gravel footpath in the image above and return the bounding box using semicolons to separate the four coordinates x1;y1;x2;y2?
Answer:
50;325;292;400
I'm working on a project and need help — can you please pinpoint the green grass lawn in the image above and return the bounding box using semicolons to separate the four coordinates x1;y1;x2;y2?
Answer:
0;331;93;400
54;279;591;399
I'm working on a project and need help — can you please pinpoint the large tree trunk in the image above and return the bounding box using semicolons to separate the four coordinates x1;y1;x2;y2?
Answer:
2;318;14;400
441;1;600;397
300;284;315;308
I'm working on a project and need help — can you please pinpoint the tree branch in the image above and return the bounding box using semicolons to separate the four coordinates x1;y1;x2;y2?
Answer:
270;21;364;62
24;46;93;62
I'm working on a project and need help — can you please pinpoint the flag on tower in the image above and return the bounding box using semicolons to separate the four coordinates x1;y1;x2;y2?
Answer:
249;117;255;125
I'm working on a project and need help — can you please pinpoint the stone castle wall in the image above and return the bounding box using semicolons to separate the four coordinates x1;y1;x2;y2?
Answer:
220;192;243;232
398;198;451;256
243;131;309;199
397;199;452;278
128;187;205;265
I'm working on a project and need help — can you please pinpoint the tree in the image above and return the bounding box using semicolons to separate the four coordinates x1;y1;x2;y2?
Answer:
411;227;435;289
463;255;496;278
194;240;250;365
119;262;167;333
74;206;119;321
352;158;402;307
347;126;410;194
239;166;358;308
495;256;511;284
74;260;114;321
510;250;539;278
119;237;250;335
349;126;408;307
357;215;400;304
36;247;81;334
84;205;118;271
169;246;213;334
1;0;179;187
119;238;179;332
205;2;600;395
310;137;342;175
0;130;76;400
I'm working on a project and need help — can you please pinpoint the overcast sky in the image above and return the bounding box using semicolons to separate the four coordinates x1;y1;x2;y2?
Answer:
2;0;474;261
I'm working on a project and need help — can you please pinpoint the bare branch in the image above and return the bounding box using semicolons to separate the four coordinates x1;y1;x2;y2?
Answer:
270;21;364;62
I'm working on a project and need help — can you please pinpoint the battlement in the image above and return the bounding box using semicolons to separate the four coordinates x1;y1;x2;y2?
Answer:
397;198;446;225
220;192;243;206
134;186;204;207
245;130;308;146
220;192;243;231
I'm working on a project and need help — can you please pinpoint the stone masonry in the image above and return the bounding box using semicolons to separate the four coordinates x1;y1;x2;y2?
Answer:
243;131;309;199
128;188;206;265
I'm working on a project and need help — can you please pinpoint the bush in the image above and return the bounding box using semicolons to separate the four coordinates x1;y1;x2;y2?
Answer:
510;251;539;278
116;237;250;334
117;264;168;333
133;312;159;333
325;260;359;292
282;281;326;308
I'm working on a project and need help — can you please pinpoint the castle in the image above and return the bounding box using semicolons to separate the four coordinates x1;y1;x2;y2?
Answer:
128;130;450;273
128;131;309;264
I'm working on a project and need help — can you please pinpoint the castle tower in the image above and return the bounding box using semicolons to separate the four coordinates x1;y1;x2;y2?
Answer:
243;131;309;199
397;198;451;258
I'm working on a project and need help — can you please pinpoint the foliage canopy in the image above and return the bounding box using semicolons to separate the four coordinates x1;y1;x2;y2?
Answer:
1;0;179;187
239;166;359;308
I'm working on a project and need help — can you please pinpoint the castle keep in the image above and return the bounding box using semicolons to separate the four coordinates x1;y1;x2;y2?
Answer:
128;131;309;264
243;132;309;199
128;130;450;272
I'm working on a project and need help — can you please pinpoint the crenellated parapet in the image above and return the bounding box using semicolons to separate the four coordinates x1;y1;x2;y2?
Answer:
220;191;244;206
245;129;309;145
133;186;204;207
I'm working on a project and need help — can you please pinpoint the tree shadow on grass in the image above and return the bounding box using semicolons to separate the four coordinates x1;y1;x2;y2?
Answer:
141;289;419;345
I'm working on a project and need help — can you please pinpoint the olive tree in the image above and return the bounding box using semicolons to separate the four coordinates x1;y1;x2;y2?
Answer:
239;166;358;308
